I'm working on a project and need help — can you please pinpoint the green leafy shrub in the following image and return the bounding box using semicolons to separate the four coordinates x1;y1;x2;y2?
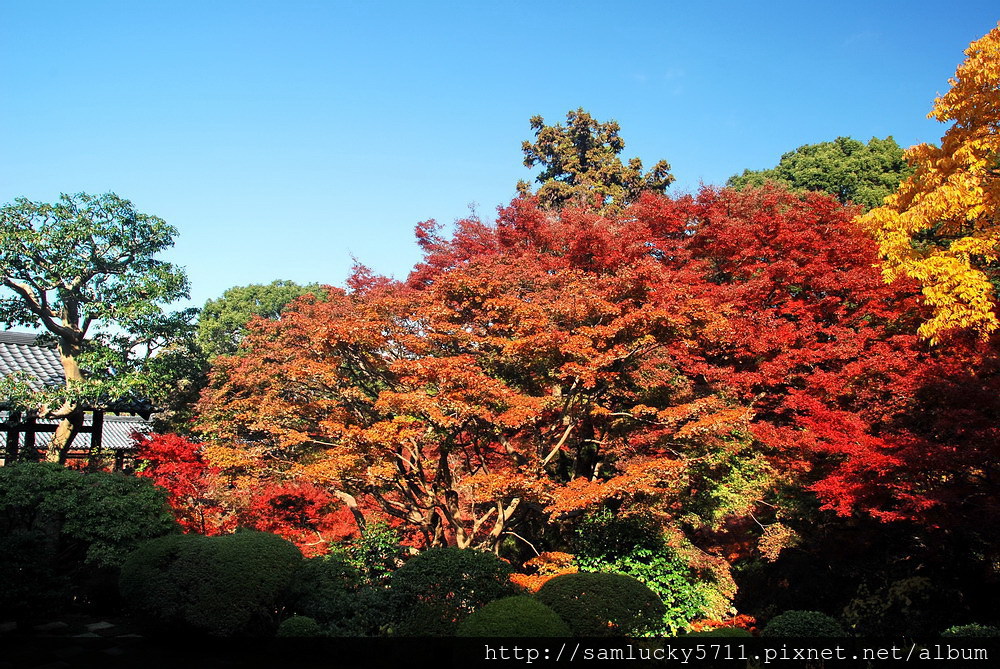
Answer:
64;468;181;567
941;624;1000;637
120;530;302;636
535;572;666;637
0;462;177;619
388;547;517;636
573;511;730;634
281;524;407;636
457;596;571;637
285;552;391;636
343;522;407;584
576;549;720;635
0;462;177;567
842;577;961;638
276;615;324;637
761;610;845;637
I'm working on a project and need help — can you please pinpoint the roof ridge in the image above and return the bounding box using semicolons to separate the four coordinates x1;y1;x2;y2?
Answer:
0;331;55;346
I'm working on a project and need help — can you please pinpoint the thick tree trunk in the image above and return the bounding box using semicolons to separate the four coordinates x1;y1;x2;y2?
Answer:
45;337;85;464
46;409;83;463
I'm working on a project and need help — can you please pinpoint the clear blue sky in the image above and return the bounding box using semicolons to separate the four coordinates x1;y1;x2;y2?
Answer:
2;1;998;312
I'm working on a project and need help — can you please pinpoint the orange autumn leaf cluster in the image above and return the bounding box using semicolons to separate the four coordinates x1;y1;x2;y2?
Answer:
510;551;579;592
196;196;761;550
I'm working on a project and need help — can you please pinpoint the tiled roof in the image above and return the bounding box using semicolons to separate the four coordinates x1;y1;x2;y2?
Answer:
0;331;156;416
0;331;53;346
0;331;63;391
1;332;154;459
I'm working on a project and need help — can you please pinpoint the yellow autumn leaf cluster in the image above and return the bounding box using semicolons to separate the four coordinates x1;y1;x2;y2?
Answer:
859;23;1000;343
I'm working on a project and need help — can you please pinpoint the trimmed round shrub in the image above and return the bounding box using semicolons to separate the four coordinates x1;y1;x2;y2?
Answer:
388;547;517;636
457;596;571;637
685;626;753;638
276;615;323;637
285;552;393;636
941;624;1000;637
120;530;303;636
761;610;845;637
535;572;666;637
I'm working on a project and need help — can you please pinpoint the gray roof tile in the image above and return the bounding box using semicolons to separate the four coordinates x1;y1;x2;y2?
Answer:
0;331;64;391
1;332;154;452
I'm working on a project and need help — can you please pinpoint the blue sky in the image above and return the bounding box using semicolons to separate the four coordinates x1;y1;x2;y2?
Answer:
2;1;998;312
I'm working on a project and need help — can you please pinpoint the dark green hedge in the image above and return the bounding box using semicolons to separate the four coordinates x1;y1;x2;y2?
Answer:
119;530;302;636
457;596;571;637
0;462;178;619
388;547;517;636
535;572;665;637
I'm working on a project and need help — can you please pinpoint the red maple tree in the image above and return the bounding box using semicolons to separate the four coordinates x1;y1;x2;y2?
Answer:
190;186;996;563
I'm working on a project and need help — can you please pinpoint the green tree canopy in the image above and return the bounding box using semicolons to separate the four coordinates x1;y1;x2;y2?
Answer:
0;192;192;460
517;108;674;213
727;136;913;210
143;280;321;435
197;280;321;359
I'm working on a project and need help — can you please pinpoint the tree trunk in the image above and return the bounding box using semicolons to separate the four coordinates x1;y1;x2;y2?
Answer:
47;410;83;464
45;336;85;464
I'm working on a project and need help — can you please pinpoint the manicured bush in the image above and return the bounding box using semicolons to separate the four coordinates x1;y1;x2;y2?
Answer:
457;596;571;637
284;552;393;636
0;462;177;619
64;468;181;567
941;623;1000;637
120;530;303;636
388;547;517;636
0;462;178;568
685;626;754;637
276;615;324;637
761;610;845;637
535;572;666;637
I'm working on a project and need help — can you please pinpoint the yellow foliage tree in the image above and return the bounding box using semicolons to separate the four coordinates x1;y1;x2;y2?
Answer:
860;24;1000;343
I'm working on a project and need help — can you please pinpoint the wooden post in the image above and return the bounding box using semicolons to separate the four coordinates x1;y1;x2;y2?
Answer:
88;410;105;470
4;410;21;462
23;413;36;459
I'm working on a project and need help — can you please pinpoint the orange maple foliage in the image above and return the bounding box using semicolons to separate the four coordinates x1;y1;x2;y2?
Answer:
195;186;978;555
510;551;579;592
689;614;758;635
197;197;758;550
